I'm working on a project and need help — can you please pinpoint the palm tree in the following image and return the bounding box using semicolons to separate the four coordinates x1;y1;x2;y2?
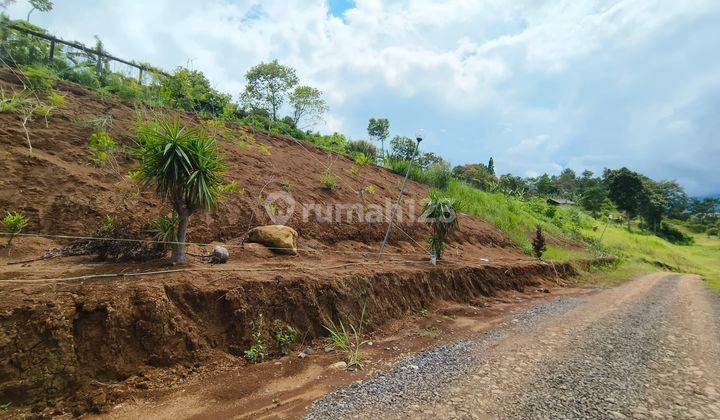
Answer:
136;119;224;264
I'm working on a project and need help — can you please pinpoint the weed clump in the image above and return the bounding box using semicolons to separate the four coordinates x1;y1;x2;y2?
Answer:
88;131;118;165
273;319;299;355
323;305;369;369
320;170;338;190
244;315;269;363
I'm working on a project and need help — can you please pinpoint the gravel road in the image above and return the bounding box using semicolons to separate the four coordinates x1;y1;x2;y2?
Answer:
306;273;720;419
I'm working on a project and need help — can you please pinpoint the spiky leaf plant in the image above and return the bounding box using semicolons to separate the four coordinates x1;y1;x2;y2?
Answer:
135;118;224;263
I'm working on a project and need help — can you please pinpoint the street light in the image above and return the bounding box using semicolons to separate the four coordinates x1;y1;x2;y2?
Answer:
378;129;425;260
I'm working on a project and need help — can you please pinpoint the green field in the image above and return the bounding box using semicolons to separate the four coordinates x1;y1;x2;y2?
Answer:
443;180;720;291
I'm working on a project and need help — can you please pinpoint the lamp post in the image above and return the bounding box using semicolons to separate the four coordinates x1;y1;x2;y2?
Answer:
378;129;424;260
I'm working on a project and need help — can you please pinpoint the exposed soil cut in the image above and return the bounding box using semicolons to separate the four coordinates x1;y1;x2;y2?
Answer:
0;67;584;416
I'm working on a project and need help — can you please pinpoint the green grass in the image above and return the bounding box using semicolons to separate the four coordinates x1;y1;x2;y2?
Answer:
442;179;720;291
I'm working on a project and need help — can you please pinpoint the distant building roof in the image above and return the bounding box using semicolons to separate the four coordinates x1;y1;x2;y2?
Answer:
547;198;575;205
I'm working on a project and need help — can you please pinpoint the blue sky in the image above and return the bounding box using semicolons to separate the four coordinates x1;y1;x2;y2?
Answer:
5;0;720;195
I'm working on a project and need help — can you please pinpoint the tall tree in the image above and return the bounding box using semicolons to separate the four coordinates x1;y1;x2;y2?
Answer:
389;135;417;160
535;174;558;196
556;168;578;197
367;118;389;156
580;186;608;217
288;85;327;128
639;181;666;231
487;157;495;175
606;167;645;229
26;0;52;22
242;60;298;121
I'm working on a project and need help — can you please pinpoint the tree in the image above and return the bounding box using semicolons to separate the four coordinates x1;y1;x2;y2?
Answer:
26;0;52;22
581;186;608;217
367;118;389;156
389;135;417;160
452;163;497;191
498;174;530;195
655;180;688;219
578;169;599;194
288;85;327;128
606;167;645;229
556;168;577;197
243;60;298;121
534;174;558;196
487;157;495;175
136;119;225;264
160;67;232;116
639;181;666;231
418;152;444;170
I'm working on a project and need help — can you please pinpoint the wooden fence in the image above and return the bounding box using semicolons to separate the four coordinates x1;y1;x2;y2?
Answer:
1;21;169;84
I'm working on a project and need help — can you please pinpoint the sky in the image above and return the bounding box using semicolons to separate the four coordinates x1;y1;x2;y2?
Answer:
6;0;720;195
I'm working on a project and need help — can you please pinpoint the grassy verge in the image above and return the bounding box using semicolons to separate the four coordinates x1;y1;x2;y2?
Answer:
442;179;720;291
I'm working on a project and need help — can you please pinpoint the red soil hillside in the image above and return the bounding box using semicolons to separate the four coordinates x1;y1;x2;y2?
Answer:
0;67;576;416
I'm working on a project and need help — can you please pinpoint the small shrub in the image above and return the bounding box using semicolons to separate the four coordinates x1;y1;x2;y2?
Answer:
102;73;140;102
257;143;272;156
532;225;547;258
351;153;372;175
150;213;178;245
0;89;33;113
3;211;28;248
423;192;459;259
323;305;369;369
61;68;101;89
320;170;338;190
20;66;57;92
100;214;116;232
273;320;299;355
216;180;241;196
425;161;452;190
346;140;379;161
47;91;66;108
545;206;557;218
244;315;269;363
280;179;292;192
88;131;118;164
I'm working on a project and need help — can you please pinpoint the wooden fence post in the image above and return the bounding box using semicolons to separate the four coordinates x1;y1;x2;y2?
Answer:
48;39;55;62
138;67;143;85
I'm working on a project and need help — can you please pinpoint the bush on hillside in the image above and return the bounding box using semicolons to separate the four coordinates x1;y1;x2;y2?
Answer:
658;222;694;245
20;65;57;92
160;67;232;116
347;140;379;161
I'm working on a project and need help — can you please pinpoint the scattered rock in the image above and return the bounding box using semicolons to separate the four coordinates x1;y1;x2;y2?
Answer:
324;345;335;353
298;352;308;359
330;361;347;370
303;346;314;355
247;225;298;255
242;242;276;258
211;245;229;263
